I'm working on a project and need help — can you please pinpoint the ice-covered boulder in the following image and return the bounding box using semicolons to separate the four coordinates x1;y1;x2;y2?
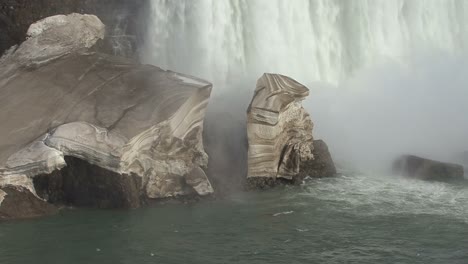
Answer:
0;14;213;219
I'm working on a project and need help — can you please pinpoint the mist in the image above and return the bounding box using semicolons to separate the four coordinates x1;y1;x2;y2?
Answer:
140;0;468;178
308;52;468;171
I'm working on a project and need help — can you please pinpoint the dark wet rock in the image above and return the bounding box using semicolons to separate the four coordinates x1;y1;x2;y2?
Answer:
33;156;142;209
393;155;464;182
0;185;57;220
300;140;337;179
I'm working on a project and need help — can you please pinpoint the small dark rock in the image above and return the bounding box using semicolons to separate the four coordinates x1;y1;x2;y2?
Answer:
393;155;464;182
300;140;337;179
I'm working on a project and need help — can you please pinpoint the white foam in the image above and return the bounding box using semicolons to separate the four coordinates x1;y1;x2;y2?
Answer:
0;188;6;205
300;173;468;223
273;211;294;217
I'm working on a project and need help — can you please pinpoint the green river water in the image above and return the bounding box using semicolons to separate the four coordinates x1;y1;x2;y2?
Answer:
1;173;467;264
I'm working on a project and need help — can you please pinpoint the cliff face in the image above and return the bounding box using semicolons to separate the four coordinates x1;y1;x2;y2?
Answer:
0;0;148;58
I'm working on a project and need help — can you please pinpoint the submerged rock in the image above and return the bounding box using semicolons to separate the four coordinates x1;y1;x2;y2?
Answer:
393;155;464;182
246;74;336;188
0;14;213;219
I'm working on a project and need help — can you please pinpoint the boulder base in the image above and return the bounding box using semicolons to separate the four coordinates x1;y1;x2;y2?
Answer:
33;157;142;209
0;185;57;220
247;140;336;188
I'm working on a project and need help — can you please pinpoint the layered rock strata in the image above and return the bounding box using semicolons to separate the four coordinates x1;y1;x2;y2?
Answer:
0;14;213;219
247;74;315;182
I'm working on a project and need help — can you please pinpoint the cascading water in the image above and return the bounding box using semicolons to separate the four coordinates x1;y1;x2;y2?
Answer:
142;0;468;170
142;0;468;88
139;0;468;212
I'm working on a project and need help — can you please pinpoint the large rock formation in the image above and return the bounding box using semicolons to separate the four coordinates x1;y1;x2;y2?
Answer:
393;155;464;182
0;14;213;219
247;74;328;188
0;0;147;58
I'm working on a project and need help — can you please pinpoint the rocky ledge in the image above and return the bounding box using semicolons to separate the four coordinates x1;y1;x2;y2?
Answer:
246;74;336;189
0;14;213;220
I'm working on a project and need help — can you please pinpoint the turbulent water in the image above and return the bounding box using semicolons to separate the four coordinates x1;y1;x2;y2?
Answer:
1;175;468;264
142;0;468;87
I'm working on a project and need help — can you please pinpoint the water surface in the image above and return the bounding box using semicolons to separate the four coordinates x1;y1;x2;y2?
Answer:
1;174;467;264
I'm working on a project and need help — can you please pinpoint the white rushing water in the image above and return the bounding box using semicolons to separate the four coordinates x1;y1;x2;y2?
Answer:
142;0;468;88
142;0;468;170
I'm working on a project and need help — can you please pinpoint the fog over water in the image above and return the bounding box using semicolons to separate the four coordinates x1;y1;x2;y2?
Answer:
142;0;468;171
310;53;468;170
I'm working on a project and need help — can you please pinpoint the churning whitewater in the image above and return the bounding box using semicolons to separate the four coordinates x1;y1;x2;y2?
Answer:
142;0;468;87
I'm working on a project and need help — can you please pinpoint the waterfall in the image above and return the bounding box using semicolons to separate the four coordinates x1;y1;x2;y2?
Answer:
142;0;468;170
141;0;468;88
